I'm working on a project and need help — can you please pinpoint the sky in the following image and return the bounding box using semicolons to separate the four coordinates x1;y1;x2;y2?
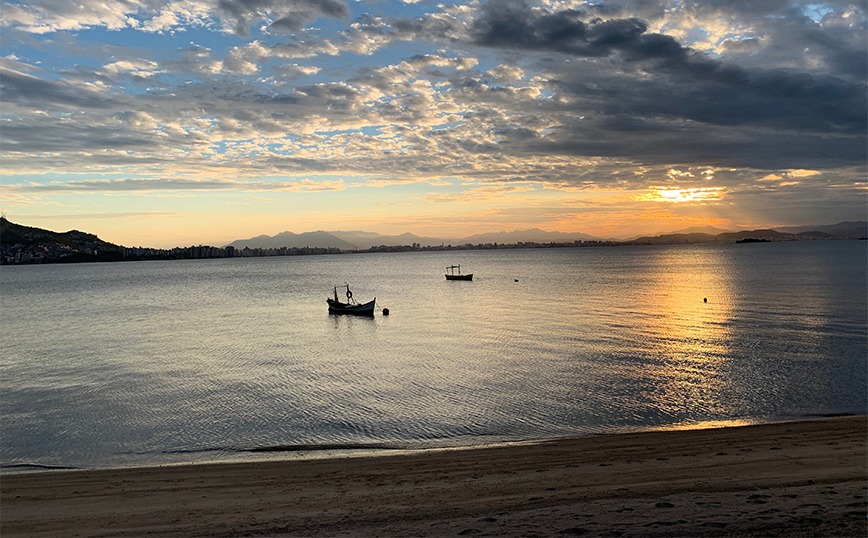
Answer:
1;0;866;248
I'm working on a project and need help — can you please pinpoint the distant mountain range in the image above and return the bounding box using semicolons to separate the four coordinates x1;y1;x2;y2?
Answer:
224;223;867;250
626;225;735;240
771;221;868;235
226;230;360;251
626;221;867;245
2;217;866;265
225;228;606;250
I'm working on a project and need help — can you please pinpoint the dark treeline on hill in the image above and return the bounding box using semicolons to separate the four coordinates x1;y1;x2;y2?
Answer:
1;217;866;265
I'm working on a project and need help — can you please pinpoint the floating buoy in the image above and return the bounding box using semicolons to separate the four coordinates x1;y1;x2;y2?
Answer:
382;308;390;315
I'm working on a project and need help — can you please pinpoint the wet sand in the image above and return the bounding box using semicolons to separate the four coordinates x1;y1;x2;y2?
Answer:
2;415;866;537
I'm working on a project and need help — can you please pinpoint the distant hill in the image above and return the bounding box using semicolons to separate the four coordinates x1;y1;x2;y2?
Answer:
625;224;860;245
623;225;734;241
773;221;867;239
225;223;866;250
226;231;356;250
0;217;124;263
672;225;734;235
717;229;836;242
328;231;444;249
225;228;603;249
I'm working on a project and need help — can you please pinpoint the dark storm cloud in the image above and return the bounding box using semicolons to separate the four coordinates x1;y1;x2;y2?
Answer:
552;63;866;134
526;119;867;170
464;0;866;169
470;0;685;60
691;3;867;82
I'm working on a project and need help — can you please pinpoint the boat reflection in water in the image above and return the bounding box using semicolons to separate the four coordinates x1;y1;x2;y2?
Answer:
327;284;375;315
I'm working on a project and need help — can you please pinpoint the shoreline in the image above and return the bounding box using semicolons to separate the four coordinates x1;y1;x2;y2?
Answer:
2;415;865;537
0;416;802;475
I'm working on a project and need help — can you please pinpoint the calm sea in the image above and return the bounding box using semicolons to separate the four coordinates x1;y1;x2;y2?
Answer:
2;241;866;471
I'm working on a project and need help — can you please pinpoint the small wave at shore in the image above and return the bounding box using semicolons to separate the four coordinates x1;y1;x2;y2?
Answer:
154;442;403;455
1;463;79;472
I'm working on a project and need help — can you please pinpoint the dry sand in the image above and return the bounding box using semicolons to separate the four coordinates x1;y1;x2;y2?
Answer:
2;416;866;537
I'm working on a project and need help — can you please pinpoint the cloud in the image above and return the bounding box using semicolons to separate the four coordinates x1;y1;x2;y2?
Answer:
269;63;321;80
101;59;162;78
487;64;525;81
422;184;536;203
217;0;348;36
0;65;119;110
0;0;348;37
5;177;346;193
0;0;149;33
634;186;726;203
12;211;183;219
470;2;864;121
0;0;864;215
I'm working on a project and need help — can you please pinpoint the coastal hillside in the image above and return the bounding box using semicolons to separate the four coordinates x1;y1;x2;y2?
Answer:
0;217;124;264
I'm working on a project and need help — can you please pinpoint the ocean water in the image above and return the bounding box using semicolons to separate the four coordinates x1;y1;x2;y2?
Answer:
2;241;866;471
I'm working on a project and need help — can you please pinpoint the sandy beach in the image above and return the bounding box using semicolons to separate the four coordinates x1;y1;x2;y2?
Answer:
2;415;865;537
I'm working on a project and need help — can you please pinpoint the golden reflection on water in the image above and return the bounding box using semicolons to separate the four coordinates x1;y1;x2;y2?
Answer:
648;417;762;432
627;247;738;417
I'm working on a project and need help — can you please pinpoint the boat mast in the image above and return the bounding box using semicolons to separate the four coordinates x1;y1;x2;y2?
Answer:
332;283;354;304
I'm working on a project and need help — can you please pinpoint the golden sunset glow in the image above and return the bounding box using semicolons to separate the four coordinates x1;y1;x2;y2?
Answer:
635;187;726;203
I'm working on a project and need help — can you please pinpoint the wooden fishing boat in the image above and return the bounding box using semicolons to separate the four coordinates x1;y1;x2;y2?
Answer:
327;284;375;315
445;265;472;281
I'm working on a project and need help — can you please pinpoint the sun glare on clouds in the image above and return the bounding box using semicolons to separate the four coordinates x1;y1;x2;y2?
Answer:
636;187;726;203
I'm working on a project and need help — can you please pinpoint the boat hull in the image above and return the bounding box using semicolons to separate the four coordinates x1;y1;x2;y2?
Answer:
327;298;376;315
445;274;473;281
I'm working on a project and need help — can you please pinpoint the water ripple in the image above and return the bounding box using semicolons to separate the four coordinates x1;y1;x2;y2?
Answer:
1;242;865;470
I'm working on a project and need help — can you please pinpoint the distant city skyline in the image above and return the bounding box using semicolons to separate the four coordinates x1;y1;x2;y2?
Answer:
2;0;865;249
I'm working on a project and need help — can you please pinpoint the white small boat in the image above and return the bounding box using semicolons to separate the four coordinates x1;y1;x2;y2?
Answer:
327;284;375;315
